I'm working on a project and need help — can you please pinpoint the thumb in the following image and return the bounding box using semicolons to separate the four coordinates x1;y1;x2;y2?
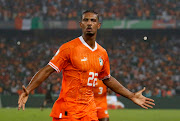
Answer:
139;87;146;93
22;85;29;95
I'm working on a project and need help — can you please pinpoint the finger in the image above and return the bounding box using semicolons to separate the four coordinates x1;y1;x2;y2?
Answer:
141;104;148;109
145;101;155;106
18;95;22;104
18;102;22;110
138;87;146;94
143;103;153;109
18;93;24;104
18;94;25;110
23;104;25;111
18;98;21;104
146;98;154;102
141;87;146;92
22;85;29;95
18;104;21;110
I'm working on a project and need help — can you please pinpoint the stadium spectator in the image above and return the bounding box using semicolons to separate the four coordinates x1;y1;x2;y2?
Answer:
0;0;178;21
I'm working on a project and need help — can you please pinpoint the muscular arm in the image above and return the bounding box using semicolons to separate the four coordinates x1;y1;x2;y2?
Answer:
26;65;55;93
18;65;56;110
103;76;134;100
103;76;155;109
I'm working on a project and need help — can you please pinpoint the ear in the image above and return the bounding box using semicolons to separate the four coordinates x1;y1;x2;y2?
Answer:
97;22;101;29
79;21;82;28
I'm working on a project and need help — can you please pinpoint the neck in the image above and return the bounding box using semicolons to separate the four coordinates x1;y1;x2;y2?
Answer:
82;34;96;49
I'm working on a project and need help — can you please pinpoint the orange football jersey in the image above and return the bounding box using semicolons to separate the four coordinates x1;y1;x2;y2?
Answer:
93;79;109;119
48;36;110;120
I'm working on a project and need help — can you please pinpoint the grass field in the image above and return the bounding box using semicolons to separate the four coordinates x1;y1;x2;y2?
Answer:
0;108;179;121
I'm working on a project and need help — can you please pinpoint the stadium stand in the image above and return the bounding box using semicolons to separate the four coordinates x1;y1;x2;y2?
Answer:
0;0;179;21
0;30;179;97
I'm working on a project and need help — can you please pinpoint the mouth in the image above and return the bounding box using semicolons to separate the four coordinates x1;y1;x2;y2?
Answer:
86;27;92;31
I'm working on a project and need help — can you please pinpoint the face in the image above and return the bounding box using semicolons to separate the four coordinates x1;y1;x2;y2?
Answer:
80;12;101;36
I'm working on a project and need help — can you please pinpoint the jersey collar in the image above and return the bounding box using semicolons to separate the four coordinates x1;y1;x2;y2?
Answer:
79;36;97;52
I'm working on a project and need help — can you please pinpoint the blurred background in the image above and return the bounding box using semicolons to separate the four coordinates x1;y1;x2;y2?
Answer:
0;0;180;110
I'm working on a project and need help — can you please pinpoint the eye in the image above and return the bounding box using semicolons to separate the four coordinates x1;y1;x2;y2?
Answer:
91;19;96;22
83;18;88;22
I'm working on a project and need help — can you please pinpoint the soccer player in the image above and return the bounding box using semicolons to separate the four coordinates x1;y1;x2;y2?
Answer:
18;10;155;121
93;79;109;121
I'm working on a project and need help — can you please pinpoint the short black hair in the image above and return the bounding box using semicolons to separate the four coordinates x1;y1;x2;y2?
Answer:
81;10;99;20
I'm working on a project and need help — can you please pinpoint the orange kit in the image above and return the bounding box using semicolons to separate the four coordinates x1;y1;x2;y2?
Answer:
48;36;110;120
93;79;109;119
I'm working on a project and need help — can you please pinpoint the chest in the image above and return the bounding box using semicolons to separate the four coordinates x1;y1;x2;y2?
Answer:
70;46;104;73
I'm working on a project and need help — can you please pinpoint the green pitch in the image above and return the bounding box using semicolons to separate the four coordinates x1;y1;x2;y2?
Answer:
0;108;179;121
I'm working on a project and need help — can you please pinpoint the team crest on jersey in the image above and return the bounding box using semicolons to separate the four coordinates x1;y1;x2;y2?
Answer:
99;57;103;66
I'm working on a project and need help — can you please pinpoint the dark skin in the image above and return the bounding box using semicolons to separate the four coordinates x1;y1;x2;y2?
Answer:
18;65;55;110
18;12;155;121
99;118;109;121
80;12;101;49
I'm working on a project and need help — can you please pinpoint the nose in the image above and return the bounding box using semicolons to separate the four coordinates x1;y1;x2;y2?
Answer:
87;20;92;26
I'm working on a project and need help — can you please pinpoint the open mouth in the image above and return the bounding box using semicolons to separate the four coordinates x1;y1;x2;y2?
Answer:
86;28;92;31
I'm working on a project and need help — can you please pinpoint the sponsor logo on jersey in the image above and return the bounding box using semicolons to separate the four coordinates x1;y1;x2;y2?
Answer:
81;57;88;61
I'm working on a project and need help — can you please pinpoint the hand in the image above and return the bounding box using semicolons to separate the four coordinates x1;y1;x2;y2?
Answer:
18;85;29;111
130;87;155;109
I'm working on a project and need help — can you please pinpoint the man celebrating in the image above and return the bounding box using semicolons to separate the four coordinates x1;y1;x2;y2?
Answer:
18;10;155;121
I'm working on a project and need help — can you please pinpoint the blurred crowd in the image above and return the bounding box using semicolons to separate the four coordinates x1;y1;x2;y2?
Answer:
105;35;180;98
0;34;66;96
0;0;179;21
0;31;180;98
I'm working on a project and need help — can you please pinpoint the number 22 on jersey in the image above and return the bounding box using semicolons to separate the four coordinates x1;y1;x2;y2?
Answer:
87;72;98;87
